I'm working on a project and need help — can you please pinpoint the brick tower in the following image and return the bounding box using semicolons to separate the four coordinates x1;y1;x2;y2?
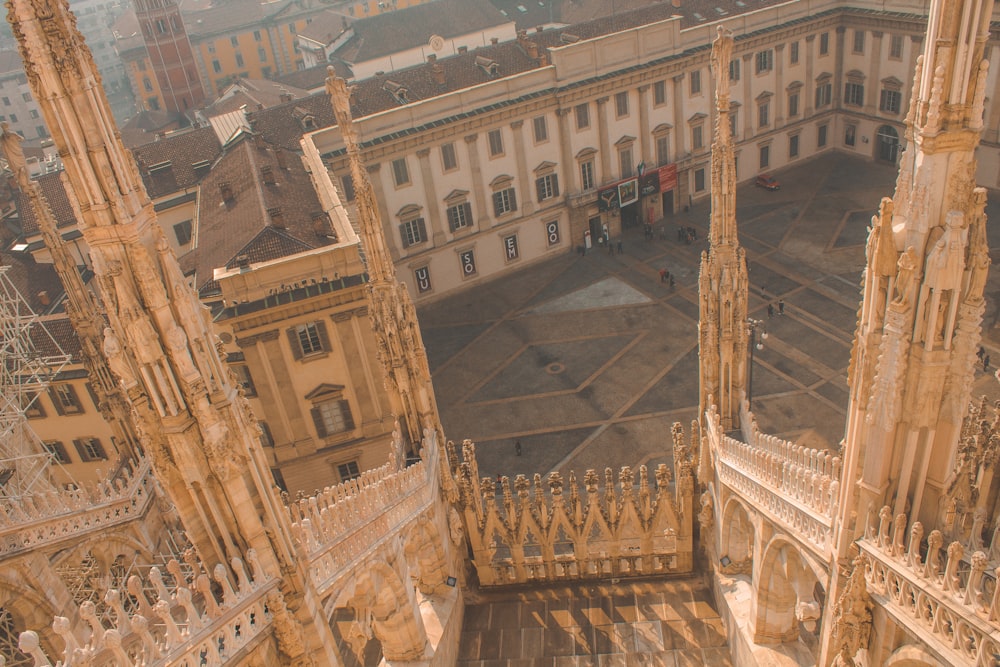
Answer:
134;0;206;113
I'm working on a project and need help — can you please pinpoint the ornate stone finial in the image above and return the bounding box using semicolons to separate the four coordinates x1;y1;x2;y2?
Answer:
830;556;872;666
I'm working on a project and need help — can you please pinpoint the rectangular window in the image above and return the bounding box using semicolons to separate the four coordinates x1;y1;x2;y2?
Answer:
391;157;409;186
338;461;360;481
2;97;9;106
790;41;799;64
258;47;267;62
844;124;856;146
880;89;901;113
619;147;633;178
815;82;832;108
755;50;773;74
690;70;701;95
532;116;548;143
73;437;107;462
21;92;30;102
28;109;37;119
340;174;355;201
656;136;670;167
212;60;222;73
312;399;354;438
889;34;904;60
292;321;327;357
729;110;738;138
44;441;70;464
50;384;83;415
653;80;666;106
758;102;769;128
729;59;740;82
818;124;828;147
233;364;256;396
615;91;629;117
845;82;864;107
441;142;457;171
173;219;193;245
447;202;473;231
789;134;799;158
230;35;239;47
487;129;504;156
575;103;590;130
819;32;829;56
289;22;296;34
759;145;770;169
692;125;703;150
580;160;595;190
853;30;865;54
694;168;706;192
535;173;559;202
788;92;799;117
207;43;216;54
399;218;427;247
253;29;262;41
493;188;517;216
235;53;244;67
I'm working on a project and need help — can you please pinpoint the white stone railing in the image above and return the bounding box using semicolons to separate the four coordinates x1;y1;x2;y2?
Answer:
287;429;440;597
0;456;155;557
858;507;1000;667
17;549;277;667
706;404;840;555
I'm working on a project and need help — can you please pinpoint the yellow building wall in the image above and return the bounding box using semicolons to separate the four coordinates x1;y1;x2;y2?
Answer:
127;55;168;114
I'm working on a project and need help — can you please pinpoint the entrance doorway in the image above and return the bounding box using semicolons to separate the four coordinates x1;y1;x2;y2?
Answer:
661;190;674;218
621;202;638;229
876;125;900;163
588;216;603;246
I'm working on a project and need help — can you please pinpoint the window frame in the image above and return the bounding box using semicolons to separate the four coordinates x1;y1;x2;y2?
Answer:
50;384;83;416
446;200;473;232
614;91;629;118
487;129;504;157
689;70;701;95
73;437;107;462
535;173;560;202
575;103;590;130
288;321;330;360
755;50;774;75
532;115;548;144
391;157;410;187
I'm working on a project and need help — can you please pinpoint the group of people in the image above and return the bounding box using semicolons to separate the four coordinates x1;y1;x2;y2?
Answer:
978;346;991;372
766;300;785;318
677;226;698;244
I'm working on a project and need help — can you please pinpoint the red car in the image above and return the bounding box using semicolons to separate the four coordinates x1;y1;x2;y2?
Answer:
755;174;780;190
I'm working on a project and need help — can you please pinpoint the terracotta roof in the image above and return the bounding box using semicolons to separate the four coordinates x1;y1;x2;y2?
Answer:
184;0;323;38
1;250;69;316
30;316;82;364
247;92;336;152
204;78;311;116
180;134;336;296
129;126;223;199
298;9;353;47
273;63;349;92
333;0;510;64
16;172;76;236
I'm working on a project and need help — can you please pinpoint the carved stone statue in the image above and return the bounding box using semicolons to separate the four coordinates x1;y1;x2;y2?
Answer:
103;327;137;388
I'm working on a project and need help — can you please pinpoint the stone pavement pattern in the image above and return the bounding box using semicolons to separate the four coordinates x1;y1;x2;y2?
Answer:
457;578;733;666
419;153;1000;484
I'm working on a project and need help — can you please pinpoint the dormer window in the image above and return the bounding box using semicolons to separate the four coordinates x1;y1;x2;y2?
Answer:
475;55;499;77
384;80;410;104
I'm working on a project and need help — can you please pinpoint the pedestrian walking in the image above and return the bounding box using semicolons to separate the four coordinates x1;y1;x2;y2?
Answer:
515;440;522;456
985;355;991;372
617;240;623;254
660;268;668;283
669;275;675;289
767;303;774;318
778;299;785;315
979;346;986;361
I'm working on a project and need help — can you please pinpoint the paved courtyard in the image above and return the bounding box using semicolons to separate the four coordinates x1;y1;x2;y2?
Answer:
419;152;1000;482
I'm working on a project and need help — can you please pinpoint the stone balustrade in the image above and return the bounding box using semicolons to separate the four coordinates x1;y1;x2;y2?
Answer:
706;404;840;555
16;549;276;667
858;506;1000;667
453;422;696;587
287;429;441;596
0;457;155;557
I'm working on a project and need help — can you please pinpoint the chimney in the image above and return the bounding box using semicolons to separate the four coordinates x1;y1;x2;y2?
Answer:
525;41;539;58
490;37;498;45
253;132;266;150
261;164;275;185
279;91;292;103
671;0;680;6
236;254;250;271
536;26;544;33
457;46;467;54
273;147;288;170
538;52;549;67
427;53;436;63
36;291;49;306
219;181;234;204
311;211;333;238
432;63;446;85
268;206;285;228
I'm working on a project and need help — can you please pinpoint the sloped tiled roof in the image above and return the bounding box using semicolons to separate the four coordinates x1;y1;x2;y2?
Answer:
247;93;336;152
204;78;311;116
17;172;76;235
298;9;353;47
273;63;349;93
1;250;69;315
334;0;510;64
180;134;336;296
130;126;223;199
30;316;82;364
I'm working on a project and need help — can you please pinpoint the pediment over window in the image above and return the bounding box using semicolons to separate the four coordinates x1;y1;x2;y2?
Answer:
575;147;597;159
787;80;804;91
444;189;470;204
756;91;774;102
652;123;673;134
533;160;557;174
396;204;422;219
305;383;346;400
688;112;707;124
490;174;514;188
881;76;903;89
614;135;636;147
846;69;865;81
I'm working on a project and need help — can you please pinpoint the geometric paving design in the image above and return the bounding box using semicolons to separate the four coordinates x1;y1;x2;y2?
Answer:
525;276;654;315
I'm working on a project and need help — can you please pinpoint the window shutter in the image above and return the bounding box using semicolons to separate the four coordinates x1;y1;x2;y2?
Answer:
287;328;303;360
339;400;355;431
551;174;559;197
311;407;328;438
448;207;458;232
510;189;517;211
462;202;472;225
399;223;410;248
91;439;106;460
50;388;65;416
492;192;502;216
416;218;427;243
536;177;544;202
72;439;86;461
315;321;331;353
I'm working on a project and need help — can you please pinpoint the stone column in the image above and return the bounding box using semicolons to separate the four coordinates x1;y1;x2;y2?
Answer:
742;54;754;137
834;27;847;105
774;43;786;127
595;97;611;181
365;162;401;261
556;107;575;190
672;74;686;156
416;148;445;244
510;119;533;215
331;308;388;436
464;134;489;229
804;34;816;116
867;32;883;115
637;84;651;163
238;331;309;453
